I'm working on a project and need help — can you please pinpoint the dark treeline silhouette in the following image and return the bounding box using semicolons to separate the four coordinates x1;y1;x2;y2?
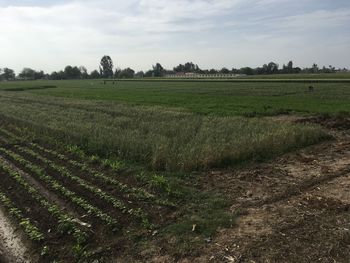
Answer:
0;56;348;81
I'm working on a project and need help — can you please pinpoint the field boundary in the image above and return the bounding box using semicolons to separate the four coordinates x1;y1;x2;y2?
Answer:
103;78;350;83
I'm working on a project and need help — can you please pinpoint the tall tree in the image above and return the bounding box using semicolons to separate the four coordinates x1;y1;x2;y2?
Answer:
2;68;15;80
312;63;319;73
153;63;164;77
100;55;114;78
19;68;36;79
267;62;279;74
79;66;89;79
64;66;81;79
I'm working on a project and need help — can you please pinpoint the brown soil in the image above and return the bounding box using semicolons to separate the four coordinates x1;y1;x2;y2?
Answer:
137;116;350;262
297;114;350;130
179;117;350;263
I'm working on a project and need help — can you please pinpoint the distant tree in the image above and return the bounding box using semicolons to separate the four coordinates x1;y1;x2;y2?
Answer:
173;62;200;73
144;70;154;77
231;68;240;74
79;66;89;79
240;67;254;75
19;68;36;79
50;71;59;80
2;68;15;80
256;66;266;75
90;70;101;79
99;55;114;78
267;62;279;74
34;70;45;80
118;68;135;78
114;68;121;78
64;66;81;79
209;69;218;74
135;71;145;78
58;71;66;79
152;63;164;77
328;65;336;73
220;67;230;74
294;67;302;74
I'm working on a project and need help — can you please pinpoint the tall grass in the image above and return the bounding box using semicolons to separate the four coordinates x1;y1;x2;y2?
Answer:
0;93;329;171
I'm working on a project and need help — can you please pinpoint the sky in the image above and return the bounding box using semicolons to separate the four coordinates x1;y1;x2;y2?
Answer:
0;0;349;73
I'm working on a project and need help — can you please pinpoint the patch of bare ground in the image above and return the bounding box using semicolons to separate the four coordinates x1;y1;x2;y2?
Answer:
170;116;350;263
0;206;34;263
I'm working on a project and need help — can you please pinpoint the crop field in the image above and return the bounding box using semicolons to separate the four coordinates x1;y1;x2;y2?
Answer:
0;78;350;262
0;118;191;262
1;76;350;116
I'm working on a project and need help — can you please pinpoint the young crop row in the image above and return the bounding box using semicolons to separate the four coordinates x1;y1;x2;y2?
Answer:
0;146;119;230
0;159;88;257
0;126;174;206
14;145;151;227
33;144;159;201
65;145;179;198
44;145;174;206
0;189;44;242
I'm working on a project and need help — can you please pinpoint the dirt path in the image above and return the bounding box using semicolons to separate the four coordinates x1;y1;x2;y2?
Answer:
0;206;32;263
191;118;350;262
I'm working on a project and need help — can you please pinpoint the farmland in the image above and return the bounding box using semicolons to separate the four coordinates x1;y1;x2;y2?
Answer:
1;77;349;116
0;78;350;262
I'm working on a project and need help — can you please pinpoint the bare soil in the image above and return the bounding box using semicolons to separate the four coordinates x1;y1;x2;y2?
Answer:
181;116;350;262
139;116;350;262
0;206;34;263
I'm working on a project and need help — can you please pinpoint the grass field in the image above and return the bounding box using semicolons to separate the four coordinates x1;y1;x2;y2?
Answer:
0;78;349;261
0;91;329;171
1;78;350;116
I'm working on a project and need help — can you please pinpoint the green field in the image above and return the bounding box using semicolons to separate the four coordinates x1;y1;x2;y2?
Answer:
1;78;350;116
0;78;348;261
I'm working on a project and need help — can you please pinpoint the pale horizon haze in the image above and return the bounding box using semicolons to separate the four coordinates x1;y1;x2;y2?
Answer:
0;0;349;73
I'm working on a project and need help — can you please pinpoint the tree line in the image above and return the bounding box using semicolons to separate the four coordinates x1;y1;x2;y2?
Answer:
0;56;348;81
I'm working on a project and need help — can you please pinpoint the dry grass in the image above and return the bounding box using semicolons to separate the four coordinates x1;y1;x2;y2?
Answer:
0;93;329;171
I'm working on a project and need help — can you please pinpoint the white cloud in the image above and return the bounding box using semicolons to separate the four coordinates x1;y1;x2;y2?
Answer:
0;0;349;73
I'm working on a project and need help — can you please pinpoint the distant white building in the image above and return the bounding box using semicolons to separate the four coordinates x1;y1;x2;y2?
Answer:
165;72;245;79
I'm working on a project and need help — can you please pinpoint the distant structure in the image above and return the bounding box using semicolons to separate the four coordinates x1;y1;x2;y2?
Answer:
165;72;245;79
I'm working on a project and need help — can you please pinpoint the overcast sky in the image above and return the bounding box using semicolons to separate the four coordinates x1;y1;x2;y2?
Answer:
0;0;349;73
